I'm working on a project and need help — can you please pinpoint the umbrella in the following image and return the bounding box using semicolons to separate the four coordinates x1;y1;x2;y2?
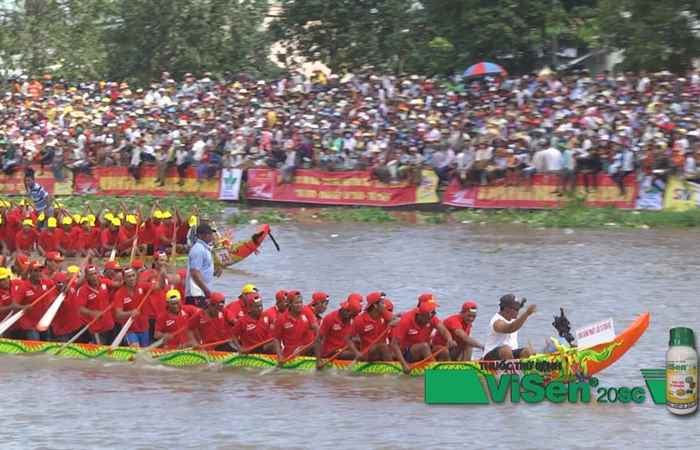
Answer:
463;62;507;78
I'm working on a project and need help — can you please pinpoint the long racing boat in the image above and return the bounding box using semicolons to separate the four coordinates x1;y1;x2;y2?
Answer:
0;312;649;379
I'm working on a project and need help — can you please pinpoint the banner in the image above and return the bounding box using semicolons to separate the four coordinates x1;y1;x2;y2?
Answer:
219;168;242;200
246;168;439;206
0;165;72;196
442;174;638;209
635;176;665;210
663;177;700;211
72;167;219;198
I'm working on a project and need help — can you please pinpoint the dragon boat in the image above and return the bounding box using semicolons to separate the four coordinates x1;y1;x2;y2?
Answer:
0;312;649;379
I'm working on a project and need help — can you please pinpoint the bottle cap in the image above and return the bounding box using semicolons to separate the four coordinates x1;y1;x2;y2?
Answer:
669;327;696;348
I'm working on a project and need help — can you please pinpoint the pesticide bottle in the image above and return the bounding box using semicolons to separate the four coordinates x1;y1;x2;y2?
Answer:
666;327;697;415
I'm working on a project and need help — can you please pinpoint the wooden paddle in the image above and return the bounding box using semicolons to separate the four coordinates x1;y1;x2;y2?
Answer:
129;234;139;264
109;285;155;350
55;304;115;355
170;220;178;260
351;327;391;364
317;345;348;370
143;323;191;352
280;340;315;365
240;337;274;353
36;272;81;332
408;346;447;371
0;285;58;337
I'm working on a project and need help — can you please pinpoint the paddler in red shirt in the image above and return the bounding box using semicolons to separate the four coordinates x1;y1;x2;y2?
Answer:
50;269;88;343
154;289;199;350
117;214;141;256
431;301;484;361
191;292;235;351
14;218;38;255
308;291;330;322
101;218;121;256
38;217;61;254
265;290;288;327
15;261;56;340
0;267;20;338
272;290;319;364
56;216;76;257
315;293;363;367
42;251;64;280
224;284;258;325
76;265;115;345
113;267;152;347
75;217;100;257
231;292;275;354
391;295;455;374
351;292;395;362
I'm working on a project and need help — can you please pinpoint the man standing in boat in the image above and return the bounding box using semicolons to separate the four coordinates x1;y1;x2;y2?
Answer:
185;223;216;308
482;294;537;361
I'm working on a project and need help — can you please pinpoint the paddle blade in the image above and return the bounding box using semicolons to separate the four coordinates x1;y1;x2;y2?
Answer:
36;292;66;332
110;316;134;350
0;310;25;337
109;248;117;261
268;232;281;252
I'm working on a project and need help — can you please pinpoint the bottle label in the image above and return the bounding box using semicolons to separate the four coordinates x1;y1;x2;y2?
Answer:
667;360;698;409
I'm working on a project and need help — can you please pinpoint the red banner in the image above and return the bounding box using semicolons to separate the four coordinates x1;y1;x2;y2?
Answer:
442;174;638;209
246;168;439;206
72;167;219;198
0;165;73;196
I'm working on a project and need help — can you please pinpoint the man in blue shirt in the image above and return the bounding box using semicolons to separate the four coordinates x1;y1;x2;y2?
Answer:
24;168;52;218
185;223;216;308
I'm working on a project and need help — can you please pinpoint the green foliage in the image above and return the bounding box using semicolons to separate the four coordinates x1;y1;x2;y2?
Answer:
316;207;397;223
59;194;223;218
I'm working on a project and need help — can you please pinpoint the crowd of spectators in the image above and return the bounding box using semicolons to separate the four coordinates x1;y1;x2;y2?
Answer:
1;68;699;195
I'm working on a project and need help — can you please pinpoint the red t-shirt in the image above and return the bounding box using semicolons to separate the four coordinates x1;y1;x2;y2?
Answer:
78;227;100;251
231;311;273;349
51;285;84;337
432;314;471;346
100;228;119;249
76;282;114;333
263;305;285;328
38;229;61;253
0;285;15;322
155;305;200;349
15;229;38;253
112;284;150;333
223;299;245;325
117;226;137;252
138;220;156;247
352;310;393;351
193;311;234;344
272;308;317;356
319;309;354;356
392;309;441;349
17;279;55;330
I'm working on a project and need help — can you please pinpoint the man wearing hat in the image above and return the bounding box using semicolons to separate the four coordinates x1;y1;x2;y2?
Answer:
308;291;330;322
431;301;484;361
15;219;38;254
482;294;537;361
185;222;216;308
0;267;19;338
154;288;199;349
38;217;61;254
231;291;275;354
315;293;363;367
350;291;395;362
264;290;289;327
77;265;115;344
43;251;64;280
16;260;55;340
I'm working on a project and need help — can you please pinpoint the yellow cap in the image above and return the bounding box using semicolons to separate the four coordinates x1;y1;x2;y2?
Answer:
38;212;45;221
117;212;125;219
62;216;73;225
166;289;181;301
0;216;3;224
241;283;257;294
47;217;58;228
22;218;33;227
80;217;91;225
53;201;64;208
126;214;138;225
104;212;114;221
162;211;173;219
72;214;81;223
111;218;122;227
0;267;11;280
153;210;163;219
67;265;80;274
188;215;198;227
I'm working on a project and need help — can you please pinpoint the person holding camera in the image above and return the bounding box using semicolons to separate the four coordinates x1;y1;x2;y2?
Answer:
482;294;537;361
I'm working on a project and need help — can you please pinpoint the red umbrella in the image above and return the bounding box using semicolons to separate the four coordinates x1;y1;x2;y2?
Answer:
463;62;507;78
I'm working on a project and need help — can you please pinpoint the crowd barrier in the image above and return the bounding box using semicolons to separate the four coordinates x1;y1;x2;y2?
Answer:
3;166;699;211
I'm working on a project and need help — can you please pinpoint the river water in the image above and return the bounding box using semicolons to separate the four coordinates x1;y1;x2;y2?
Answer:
2;223;699;449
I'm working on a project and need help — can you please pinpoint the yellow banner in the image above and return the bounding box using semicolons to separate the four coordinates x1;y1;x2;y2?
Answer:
664;177;700;211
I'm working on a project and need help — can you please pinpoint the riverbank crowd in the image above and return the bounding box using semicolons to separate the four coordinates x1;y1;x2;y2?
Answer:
1;70;699;195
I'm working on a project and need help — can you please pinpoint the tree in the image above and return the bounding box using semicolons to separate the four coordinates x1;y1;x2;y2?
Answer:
598;0;700;73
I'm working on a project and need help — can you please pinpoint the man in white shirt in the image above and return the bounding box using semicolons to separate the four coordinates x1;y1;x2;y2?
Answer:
483;294;537;361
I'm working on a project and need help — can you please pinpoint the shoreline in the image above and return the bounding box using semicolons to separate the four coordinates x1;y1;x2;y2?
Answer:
48;194;700;229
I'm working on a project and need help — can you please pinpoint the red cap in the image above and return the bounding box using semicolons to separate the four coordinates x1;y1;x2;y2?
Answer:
54;272;68;283
366;291;386;305
85;265;98;274
275;290;287;302
341;295;363;314
104;261;121;271
311;291;329;304
418;293;435;305
16;254;30;269
461;301;478;313
287;290;301;298
384;298;394;312
418;301;438;314
209;292;225;304
131;259;144;269
45;251;64;262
